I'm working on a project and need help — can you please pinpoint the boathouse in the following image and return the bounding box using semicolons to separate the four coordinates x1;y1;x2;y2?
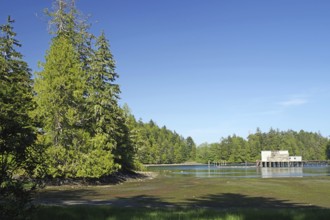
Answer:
260;150;302;167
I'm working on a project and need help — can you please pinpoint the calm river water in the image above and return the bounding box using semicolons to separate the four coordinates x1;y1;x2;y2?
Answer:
147;164;330;178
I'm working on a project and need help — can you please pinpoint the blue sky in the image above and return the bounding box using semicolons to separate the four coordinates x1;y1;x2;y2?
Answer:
1;0;330;144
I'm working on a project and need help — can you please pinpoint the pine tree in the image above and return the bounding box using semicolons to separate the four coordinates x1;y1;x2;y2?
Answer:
74;31;123;177
0;16;38;219
46;0;95;70
88;32;119;133
186;136;196;160
33;35;90;178
89;32;135;171
34;33;120;177
34;0;136;178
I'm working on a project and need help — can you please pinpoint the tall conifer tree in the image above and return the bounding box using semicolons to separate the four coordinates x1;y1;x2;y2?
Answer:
88;32;135;171
0;16;38;219
34;0;135;177
34;35;90;177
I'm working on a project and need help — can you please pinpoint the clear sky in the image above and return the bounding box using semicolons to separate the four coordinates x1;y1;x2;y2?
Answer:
1;0;330;145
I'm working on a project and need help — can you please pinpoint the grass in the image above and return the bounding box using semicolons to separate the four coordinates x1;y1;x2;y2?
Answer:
33;174;330;219
33;206;330;220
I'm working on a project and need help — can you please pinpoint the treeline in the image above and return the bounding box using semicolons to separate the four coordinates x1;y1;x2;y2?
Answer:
125;114;196;164
196;128;330;163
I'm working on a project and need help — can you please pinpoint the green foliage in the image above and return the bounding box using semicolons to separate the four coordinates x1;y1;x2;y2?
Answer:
34;35;92;178
0;181;37;220
326;142;330;160
196;129;329;163
187;136;197;160
87;33;135;170
33;1;137;178
196;143;212;163
34;35;85;146
0;16;39;219
125;118;196;164
76;149;119;178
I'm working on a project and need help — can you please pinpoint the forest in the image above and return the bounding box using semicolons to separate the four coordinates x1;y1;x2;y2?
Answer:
0;1;197;217
196;128;330;164
127;116;196;164
1;0;196;179
1;0;330;218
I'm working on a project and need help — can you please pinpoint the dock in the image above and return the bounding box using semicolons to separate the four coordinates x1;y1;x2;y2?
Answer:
259;150;303;168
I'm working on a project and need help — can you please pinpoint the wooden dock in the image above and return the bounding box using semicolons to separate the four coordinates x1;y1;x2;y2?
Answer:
257;160;329;168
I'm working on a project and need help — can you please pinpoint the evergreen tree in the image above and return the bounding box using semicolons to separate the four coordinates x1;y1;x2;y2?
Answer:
33;35;91;178
88;31;136;171
87;31;119;139
0;16;38;219
47;0;77;39
187;136;197;160
130;119;195;164
47;0;94;70
326;141;330;160
196;143;211;163
34;0;137;177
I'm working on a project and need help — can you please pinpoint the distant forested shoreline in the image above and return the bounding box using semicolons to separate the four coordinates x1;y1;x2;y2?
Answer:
196;128;330;163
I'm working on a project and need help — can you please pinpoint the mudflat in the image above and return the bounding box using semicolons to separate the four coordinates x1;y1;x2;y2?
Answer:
35;173;330;209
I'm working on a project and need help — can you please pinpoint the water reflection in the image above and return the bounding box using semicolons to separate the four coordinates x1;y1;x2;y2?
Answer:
146;164;330;178
260;167;303;178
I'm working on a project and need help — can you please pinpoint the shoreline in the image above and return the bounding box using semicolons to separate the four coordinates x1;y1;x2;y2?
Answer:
41;170;158;187
144;162;205;167
144;162;257;168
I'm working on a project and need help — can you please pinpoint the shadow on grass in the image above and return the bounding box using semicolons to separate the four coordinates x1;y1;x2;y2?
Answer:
36;191;176;207
43;171;149;186
34;189;103;205
182;193;318;209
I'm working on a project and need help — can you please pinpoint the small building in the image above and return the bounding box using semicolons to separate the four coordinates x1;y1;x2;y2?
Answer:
260;150;302;168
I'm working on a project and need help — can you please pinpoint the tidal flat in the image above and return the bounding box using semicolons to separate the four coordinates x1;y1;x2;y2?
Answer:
35;166;330;220
33;169;330;219
36;175;330;208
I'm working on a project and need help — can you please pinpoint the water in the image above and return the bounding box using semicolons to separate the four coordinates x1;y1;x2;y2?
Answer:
147;164;330;178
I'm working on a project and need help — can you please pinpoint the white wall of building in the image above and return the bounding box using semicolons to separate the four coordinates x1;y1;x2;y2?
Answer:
261;150;290;162
261;151;271;162
289;156;302;162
